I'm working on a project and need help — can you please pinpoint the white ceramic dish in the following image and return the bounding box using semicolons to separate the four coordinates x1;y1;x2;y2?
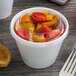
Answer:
10;7;69;69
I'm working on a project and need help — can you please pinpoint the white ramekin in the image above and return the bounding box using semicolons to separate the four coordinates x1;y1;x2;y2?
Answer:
0;0;13;19
10;7;69;69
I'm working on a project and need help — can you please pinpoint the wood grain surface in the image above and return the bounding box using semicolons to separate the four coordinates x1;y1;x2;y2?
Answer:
0;0;76;76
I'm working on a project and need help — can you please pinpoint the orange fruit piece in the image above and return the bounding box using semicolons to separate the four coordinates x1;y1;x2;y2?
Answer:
32;34;46;42
19;15;32;23
42;15;58;27
0;44;11;67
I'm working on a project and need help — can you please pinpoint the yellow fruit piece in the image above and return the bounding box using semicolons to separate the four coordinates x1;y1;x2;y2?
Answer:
32;34;46;42
15;20;35;32
43;11;48;15
36;23;43;31
20;22;35;31
0;44;11;67
29;27;34;31
46;15;54;21
27;13;32;16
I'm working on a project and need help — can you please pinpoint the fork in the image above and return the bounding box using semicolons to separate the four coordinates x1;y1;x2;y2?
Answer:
59;50;76;76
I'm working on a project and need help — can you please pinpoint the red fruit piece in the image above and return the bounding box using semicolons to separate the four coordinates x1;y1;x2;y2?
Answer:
32;12;46;23
37;25;51;34
16;28;29;40
45;29;60;41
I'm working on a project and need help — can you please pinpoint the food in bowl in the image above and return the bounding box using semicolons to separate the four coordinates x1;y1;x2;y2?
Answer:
14;11;65;43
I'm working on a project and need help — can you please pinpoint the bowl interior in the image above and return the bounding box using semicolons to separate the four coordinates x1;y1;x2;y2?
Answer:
10;7;69;47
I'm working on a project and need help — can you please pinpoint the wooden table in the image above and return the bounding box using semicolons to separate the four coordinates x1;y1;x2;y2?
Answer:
0;0;76;76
